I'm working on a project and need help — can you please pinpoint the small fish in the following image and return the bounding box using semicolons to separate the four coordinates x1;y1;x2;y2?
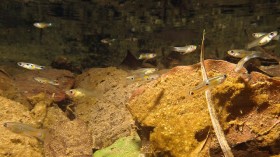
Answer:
126;74;160;82
33;22;52;29
247;31;278;49
234;51;263;72
252;32;279;40
101;38;116;45
133;68;158;75
143;74;160;81
65;88;101;99
17;62;45;70
172;45;197;54
65;89;86;98
33;77;59;86
252;32;266;38
227;49;256;58
189;74;227;95
3;122;48;141
138;53;157;60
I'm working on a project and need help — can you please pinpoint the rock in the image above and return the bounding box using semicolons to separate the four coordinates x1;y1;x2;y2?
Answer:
0;79;92;157
93;135;141;157
127;59;280;156
13;68;75;104
0;96;44;157
44;119;92;157
74;67;145;149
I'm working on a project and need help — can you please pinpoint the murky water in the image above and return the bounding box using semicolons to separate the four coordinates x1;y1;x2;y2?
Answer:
0;0;279;69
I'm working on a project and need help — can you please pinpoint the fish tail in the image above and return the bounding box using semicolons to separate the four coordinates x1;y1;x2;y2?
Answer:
235;53;262;72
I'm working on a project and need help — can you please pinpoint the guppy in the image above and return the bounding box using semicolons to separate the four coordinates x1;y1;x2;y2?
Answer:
132;68;158;75
34;77;59;86
126;74;159;81
4;122;48;141
138;53;157;60
189;74;227;95
247;31;278;49
172;45;197;54
234;51;263;72
33;22;52;29
17;62;45;70
252;32;279;40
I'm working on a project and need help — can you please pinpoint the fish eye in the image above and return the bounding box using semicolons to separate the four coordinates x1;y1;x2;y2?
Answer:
230;50;234;54
270;32;275;36
189;91;194;95
223;74;227;78
205;83;209;86
70;90;74;94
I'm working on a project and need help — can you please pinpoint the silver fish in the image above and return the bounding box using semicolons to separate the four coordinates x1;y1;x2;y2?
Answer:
126;74;159;82
138;53;157;60
4;122;48;141
252;32;279;40
33;77;59;86
17;62;45;70
133;68;158;75
33;22;52;29
247;31;278;49
227;49;256;58
189;74;227;95
234;51;263;72
172;45;197;54
101;38;116;45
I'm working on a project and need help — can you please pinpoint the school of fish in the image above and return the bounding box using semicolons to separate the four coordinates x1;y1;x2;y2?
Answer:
5;19;279;145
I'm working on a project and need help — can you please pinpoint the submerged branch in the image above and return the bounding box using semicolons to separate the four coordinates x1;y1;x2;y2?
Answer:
200;30;234;157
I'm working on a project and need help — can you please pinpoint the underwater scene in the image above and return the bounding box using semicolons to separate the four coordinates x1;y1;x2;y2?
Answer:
0;0;280;157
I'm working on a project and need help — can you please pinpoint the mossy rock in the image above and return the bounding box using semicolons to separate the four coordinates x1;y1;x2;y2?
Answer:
93;135;141;157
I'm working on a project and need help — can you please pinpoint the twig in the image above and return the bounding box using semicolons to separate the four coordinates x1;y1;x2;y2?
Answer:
200;30;234;157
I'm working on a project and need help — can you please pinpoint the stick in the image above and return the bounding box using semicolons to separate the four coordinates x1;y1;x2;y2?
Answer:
200;29;234;157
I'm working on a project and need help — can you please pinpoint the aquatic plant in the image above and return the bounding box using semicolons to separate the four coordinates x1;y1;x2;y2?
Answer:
200;30;234;157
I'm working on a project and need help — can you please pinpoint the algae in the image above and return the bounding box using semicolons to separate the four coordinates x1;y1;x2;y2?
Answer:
93;135;141;157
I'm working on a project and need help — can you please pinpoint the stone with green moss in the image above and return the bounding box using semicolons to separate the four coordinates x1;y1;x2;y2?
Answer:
93;135;141;157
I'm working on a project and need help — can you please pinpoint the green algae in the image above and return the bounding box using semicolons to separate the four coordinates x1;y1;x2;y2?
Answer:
93;135;141;157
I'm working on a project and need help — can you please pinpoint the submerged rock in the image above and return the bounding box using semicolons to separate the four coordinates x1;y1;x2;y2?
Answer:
13;68;75;104
0;96;44;157
0;87;92;157
93;135;141;157
44;119;92;157
127;59;280;156
73;67;138;149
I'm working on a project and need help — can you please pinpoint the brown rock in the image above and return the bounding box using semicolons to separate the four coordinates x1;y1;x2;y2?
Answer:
13;68;74;104
127;59;280;156
0;96;44;157
44;119;92;157
74;67;143;148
